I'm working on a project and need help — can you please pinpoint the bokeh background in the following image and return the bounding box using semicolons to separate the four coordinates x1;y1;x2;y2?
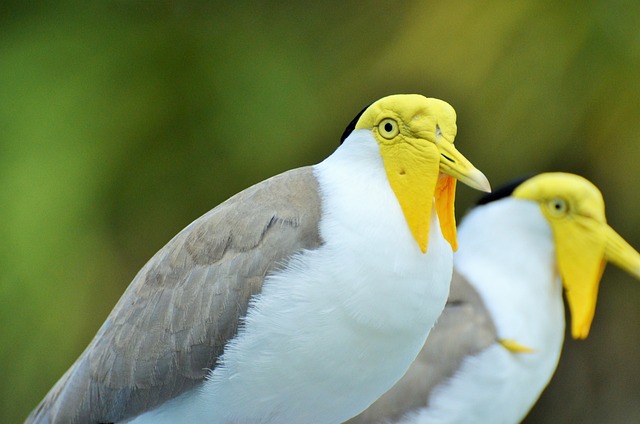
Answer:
2;1;640;422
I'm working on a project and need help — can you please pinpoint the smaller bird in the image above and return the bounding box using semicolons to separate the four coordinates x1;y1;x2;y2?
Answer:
349;172;640;424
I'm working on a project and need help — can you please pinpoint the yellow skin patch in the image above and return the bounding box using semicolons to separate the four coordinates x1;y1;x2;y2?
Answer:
354;94;490;253
514;173;640;339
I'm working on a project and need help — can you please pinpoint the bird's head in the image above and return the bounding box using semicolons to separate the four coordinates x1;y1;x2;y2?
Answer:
347;94;491;253
513;172;640;339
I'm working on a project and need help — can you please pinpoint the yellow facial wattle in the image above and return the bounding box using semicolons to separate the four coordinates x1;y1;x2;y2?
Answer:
353;94;490;253
514;172;640;339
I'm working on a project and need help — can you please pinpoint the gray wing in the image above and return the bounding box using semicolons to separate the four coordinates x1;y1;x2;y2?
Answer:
347;270;498;424
26;166;323;424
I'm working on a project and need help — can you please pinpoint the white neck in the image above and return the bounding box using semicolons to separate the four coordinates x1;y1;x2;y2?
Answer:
455;198;565;348
313;130;453;332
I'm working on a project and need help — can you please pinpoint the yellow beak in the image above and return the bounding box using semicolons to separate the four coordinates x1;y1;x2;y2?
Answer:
435;141;491;251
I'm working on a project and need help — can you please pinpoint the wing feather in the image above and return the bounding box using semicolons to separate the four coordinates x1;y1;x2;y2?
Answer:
27;166;323;423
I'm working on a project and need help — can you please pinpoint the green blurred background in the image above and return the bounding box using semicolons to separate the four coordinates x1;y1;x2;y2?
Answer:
2;1;640;422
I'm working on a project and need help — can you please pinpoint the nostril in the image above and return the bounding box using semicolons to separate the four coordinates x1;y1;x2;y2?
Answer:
441;154;455;163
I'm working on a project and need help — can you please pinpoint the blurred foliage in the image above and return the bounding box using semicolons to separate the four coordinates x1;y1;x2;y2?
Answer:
1;1;640;422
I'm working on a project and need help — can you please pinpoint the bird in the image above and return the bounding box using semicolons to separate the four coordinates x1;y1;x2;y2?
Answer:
26;94;491;424
347;172;640;424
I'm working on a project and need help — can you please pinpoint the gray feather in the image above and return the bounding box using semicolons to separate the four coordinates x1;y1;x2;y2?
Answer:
27;166;323;424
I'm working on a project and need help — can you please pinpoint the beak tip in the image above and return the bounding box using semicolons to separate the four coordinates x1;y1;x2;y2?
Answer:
474;170;492;193
456;168;492;193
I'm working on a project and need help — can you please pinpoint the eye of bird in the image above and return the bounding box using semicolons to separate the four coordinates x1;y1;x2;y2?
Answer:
547;198;568;216
379;118;399;139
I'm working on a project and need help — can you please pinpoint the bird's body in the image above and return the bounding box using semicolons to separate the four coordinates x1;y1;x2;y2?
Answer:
400;199;564;424
350;173;640;424
129;133;453;424
27;94;490;423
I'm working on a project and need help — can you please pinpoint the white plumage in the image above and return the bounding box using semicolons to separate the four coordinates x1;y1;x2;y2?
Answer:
402;199;564;424
350;173;640;424
132;129;453;424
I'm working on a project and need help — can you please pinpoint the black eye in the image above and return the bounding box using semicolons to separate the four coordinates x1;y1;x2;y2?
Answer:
378;118;399;139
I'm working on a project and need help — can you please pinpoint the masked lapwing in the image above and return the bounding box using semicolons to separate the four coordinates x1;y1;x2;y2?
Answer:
26;94;490;424
349;172;640;424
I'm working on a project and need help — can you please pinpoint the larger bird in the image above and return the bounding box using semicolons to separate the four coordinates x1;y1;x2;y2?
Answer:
348;172;640;424
26;94;490;423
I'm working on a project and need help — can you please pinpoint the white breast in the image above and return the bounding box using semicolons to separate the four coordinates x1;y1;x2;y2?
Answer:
397;199;566;424
129;130;453;424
